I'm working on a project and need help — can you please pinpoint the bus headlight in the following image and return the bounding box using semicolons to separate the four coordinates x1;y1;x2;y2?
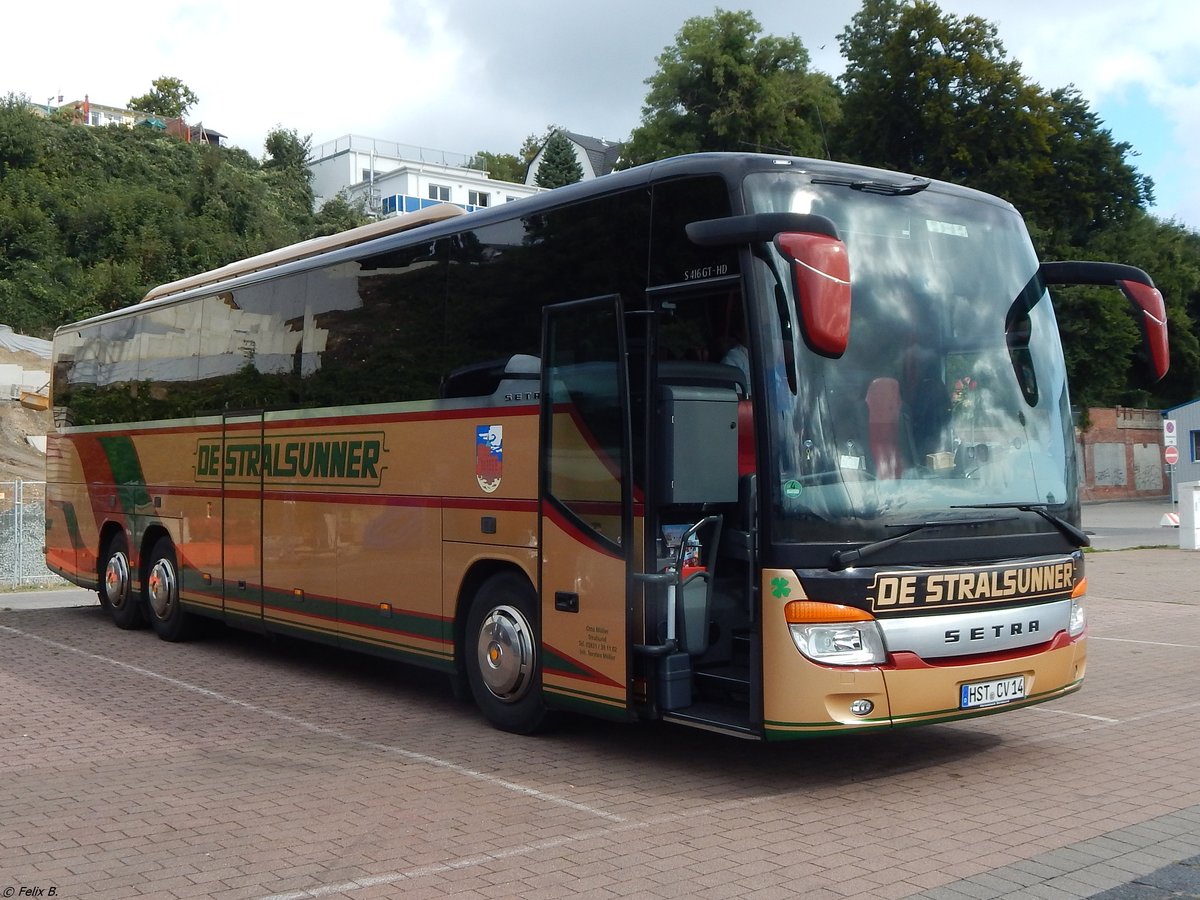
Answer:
1068;597;1086;638
784;601;887;666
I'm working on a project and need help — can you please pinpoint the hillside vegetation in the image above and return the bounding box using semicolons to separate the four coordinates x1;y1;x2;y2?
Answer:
0;98;363;338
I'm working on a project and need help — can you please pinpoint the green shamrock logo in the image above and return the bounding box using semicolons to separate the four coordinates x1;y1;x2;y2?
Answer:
771;577;791;599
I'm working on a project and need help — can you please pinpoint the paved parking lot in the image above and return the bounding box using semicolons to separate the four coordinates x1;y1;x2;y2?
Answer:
2;546;1198;899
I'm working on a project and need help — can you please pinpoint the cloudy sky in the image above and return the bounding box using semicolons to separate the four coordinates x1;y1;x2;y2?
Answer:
5;1;1198;228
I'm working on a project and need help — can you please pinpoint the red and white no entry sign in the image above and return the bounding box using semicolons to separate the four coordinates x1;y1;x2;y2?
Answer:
1165;445;1179;466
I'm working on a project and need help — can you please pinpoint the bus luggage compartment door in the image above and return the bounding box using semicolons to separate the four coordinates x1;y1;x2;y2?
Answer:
220;412;264;628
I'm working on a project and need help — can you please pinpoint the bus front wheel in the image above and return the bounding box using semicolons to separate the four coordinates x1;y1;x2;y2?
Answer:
100;532;144;629
465;573;547;734
144;536;194;642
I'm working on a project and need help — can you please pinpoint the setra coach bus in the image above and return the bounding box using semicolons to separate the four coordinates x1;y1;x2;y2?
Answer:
44;152;1169;739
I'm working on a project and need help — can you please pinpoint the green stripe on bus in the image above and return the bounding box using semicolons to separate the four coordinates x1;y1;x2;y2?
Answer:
97;435;152;511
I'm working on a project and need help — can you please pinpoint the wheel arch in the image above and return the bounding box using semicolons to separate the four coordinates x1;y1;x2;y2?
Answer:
96;520;130;586
138;522;174;584
452;558;537;677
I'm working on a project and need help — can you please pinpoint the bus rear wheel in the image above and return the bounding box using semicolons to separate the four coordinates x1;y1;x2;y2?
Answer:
144;536;194;642
465;573;547;734
100;533;144;629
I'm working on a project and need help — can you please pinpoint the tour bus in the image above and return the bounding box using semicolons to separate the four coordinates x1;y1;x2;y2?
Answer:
44;152;1168;739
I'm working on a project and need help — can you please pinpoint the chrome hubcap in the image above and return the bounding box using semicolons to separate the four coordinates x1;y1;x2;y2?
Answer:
103;552;130;609
147;558;177;619
476;605;534;703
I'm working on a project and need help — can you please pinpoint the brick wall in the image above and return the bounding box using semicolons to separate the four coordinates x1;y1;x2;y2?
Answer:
1077;407;1167;501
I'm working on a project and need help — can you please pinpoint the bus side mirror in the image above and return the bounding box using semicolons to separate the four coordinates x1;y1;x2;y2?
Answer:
774;232;851;358
1040;261;1169;381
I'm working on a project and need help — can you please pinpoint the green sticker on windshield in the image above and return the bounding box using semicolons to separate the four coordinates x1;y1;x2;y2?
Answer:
783;479;802;498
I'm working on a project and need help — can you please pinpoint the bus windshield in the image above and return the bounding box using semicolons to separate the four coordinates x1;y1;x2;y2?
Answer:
744;170;1076;545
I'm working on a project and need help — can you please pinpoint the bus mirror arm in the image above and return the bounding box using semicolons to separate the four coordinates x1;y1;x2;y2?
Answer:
686;212;840;247
1040;260;1169;381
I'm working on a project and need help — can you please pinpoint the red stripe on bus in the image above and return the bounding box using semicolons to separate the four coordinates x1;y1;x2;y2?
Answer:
542;500;623;560
55;404;541;439
543;642;625;689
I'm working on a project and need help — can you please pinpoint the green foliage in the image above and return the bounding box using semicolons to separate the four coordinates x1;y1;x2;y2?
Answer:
519;133;544;167
0;94;40;172
623;8;839;167
1073;214;1200;408
263;126;312;171
127;76;199;119
534;131;584;188
468;150;526;184
834;1;1149;252
312;193;371;236
0;104;328;337
262;127;315;222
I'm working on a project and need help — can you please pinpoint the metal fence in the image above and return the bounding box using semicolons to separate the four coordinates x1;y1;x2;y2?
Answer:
0;480;64;588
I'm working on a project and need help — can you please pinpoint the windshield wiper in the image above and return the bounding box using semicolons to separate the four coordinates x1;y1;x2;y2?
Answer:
951;503;1090;548
829;516;1014;571
811;175;931;196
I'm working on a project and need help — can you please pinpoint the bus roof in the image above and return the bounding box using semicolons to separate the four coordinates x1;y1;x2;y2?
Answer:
138;203;466;304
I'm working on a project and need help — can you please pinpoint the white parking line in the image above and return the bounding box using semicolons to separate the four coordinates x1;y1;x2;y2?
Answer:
1090;636;1200;650
1025;706;1120;724
256;826;623;900
0;624;625;824
254;788;796;900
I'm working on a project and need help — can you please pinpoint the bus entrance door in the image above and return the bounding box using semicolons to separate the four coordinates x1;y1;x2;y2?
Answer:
220;412;264;629
538;296;635;721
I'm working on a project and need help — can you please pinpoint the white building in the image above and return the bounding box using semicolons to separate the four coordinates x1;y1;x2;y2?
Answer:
309;135;542;217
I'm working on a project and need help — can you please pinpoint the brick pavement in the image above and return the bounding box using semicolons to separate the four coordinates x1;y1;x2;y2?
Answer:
0;547;1197;899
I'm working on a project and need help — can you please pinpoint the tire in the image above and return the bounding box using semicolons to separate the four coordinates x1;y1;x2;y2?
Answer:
143;536;194;642
464;572;547;734
99;532;145;629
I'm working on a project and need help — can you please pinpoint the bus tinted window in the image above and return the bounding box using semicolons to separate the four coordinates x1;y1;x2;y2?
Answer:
196;274;307;412
649;176;737;288
133;303;202;420
444;190;652;398
52;324;101;427
311;239;449;406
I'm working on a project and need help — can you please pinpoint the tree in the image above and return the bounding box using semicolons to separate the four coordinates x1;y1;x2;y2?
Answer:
836;1;1045;178
262;126;315;221
263;126;312;171
127;76;199;119
1026;86;1154;256
534;131;583;188
468;150;525;184
834;1;1149;250
519;132;544;167
1071;214;1200;408
0;93;40;173
622;9;839;167
312;193;371;236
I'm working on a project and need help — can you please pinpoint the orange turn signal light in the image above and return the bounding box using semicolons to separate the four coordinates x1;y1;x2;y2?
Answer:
784;601;875;624
1071;575;1087;598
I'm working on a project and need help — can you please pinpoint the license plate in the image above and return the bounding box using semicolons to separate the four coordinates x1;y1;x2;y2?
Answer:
960;675;1026;709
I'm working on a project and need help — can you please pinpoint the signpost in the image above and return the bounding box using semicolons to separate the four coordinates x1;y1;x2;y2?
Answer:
1164;427;1179;505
